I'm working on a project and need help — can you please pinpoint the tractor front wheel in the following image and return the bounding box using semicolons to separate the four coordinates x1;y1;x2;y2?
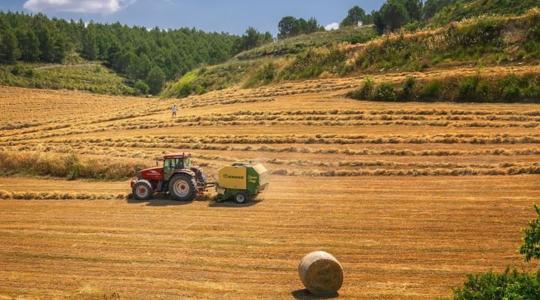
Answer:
234;192;249;204
169;174;197;201
133;181;153;200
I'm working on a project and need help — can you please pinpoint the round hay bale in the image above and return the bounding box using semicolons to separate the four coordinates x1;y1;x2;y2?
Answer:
298;251;343;295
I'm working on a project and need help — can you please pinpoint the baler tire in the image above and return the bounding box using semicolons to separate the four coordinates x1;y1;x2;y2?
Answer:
133;181;153;201
234;192;249;204
169;174;197;201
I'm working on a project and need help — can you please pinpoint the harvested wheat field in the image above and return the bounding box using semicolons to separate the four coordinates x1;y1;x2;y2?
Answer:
0;68;540;299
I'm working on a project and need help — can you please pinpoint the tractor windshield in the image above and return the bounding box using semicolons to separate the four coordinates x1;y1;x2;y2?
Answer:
164;157;192;169
164;158;182;169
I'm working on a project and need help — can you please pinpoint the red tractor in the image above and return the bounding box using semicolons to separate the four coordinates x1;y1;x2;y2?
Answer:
130;153;208;201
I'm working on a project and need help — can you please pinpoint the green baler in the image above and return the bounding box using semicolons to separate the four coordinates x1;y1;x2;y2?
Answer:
215;162;269;204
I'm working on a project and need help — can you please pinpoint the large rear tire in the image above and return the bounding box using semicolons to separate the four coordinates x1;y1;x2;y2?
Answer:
169;173;197;201
133;181;153;200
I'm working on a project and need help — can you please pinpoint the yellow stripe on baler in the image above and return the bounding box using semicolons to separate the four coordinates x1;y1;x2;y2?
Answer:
218;166;247;189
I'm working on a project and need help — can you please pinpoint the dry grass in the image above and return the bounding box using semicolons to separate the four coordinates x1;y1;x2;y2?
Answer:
0;65;539;299
0;175;538;299
0;190;127;200
0;151;145;180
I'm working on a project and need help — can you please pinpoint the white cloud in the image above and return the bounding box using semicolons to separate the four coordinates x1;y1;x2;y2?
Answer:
325;22;339;31
23;0;136;14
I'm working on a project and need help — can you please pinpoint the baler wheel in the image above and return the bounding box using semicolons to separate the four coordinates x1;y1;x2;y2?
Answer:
234;192;249;204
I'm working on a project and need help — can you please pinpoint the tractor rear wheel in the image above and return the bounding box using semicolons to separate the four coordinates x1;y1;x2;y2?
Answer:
169;173;197;201
133;181;153;200
234;192;249;204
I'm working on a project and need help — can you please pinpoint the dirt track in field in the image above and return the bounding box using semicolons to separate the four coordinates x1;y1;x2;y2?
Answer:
1;63;540;299
0;175;539;299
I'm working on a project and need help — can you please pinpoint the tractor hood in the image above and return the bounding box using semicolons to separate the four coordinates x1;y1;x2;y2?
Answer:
138;167;163;181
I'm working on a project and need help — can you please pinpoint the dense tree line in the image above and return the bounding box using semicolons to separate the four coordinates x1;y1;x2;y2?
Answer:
234;27;273;53
339;0;425;33
340;0;459;33
340;6;374;27
277;16;324;39
0;13;67;64
0;12;249;94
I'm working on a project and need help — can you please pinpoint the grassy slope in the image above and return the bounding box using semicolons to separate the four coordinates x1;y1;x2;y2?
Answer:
354;10;540;71
164;6;540;99
431;0;540;25
235;26;378;60
161;26;377;98
0;55;135;95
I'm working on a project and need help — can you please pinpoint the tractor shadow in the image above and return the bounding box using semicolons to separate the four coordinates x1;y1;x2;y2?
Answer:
127;194;193;206
291;289;339;299
126;195;261;207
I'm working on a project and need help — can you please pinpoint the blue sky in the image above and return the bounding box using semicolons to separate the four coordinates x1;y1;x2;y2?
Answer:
0;0;386;35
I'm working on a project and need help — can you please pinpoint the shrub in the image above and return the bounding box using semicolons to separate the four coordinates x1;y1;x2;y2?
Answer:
420;80;442;101
457;76;481;102
24;69;34;77
348;77;374;100
453;269;540;299
523;84;540;101
244;63;277;88
452;204;540;299
374;83;397;101
400;76;416;100
10;65;22;76
520;205;540;262
134;80;149;95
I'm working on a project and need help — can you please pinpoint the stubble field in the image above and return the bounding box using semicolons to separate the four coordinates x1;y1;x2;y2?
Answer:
1;67;540;299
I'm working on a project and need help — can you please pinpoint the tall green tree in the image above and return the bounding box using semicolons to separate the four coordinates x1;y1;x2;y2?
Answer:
341;6;367;27
127;53;151;80
278;16;299;39
373;11;385;34
234;27;273;52
404;0;423;21
0;28;20;64
379;0;410;33
50;33;67;63
146;66;166;95
304;17;322;34
17;30;40;61
278;16;322;39
422;0;455;19
35;24;54;62
81;26;98;60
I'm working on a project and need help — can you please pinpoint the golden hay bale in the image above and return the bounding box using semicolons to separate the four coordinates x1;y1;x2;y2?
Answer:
298;251;343;296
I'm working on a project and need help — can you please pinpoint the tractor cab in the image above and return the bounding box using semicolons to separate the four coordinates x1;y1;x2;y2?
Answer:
162;153;192;181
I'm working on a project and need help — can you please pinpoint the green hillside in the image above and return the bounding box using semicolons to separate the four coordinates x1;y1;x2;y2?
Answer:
0;11;240;95
236;26;377;60
161;26;377;98
0;55;135;95
430;0;540;25
164;8;540;98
